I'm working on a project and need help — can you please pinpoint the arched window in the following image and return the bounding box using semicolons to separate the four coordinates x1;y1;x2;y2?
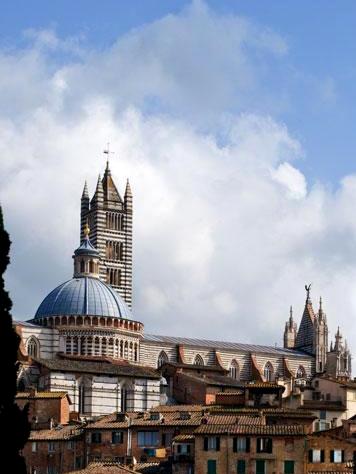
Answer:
158;351;169;368
121;386;127;412
229;360;240;380
27;337;39;358
120;243;124;261
296;365;306;378
264;362;274;382
194;354;204;366
80;260;85;273
89;260;94;273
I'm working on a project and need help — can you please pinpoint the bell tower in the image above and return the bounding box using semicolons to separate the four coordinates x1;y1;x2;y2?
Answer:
80;155;133;308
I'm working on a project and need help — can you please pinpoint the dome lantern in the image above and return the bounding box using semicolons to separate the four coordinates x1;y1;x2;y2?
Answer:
73;223;100;278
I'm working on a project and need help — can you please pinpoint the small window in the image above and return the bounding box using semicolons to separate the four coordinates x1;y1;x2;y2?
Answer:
284;461;294;474
237;460;246;474
112;431;124;444
320;410;326;420
330;450;344;463
67;440;74;450
137;431;159;447
257;438;272;454
207;460;217;474
47;467;57;474
314;380;319;388
309;449;325;463
91;432;102;444
256;460;265;474
177;443;191;454
233;437;250;453
204;436;220;451
48;442;55;453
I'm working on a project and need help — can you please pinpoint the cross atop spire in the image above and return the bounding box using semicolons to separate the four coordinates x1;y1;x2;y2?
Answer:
103;142;115;171
305;283;312;303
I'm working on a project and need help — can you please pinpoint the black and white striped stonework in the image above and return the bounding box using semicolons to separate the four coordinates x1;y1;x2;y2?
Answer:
80;167;133;308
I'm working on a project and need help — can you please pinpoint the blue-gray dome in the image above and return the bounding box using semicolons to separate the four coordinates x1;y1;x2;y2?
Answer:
35;277;131;319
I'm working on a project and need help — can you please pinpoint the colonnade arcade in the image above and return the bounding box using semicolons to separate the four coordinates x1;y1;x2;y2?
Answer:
64;333;139;362
32;315;143;333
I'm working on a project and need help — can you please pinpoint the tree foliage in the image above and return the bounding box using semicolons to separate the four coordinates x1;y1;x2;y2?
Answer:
0;207;30;471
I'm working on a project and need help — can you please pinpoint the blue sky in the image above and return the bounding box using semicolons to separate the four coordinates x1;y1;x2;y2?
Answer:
2;0;356;349
2;1;356;186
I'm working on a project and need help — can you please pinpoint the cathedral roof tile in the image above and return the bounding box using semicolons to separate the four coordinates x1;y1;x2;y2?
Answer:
144;334;313;358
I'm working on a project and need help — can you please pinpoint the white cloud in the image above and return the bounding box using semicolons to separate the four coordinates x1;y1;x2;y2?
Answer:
271;162;307;199
1;2;356;357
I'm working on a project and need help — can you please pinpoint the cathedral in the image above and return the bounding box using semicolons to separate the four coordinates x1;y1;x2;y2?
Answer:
15;160;352;417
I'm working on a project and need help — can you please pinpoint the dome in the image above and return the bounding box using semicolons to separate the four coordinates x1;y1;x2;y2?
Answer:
35;277;132;319
74;238;100;257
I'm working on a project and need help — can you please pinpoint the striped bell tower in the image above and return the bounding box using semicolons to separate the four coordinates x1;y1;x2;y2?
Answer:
80;159;133;308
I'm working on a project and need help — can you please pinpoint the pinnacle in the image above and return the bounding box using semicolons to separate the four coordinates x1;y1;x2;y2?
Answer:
81;181;89;199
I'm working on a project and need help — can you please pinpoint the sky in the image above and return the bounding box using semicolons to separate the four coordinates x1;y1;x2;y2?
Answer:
1;1;356;350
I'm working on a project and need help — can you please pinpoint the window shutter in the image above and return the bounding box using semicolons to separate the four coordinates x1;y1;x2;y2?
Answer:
187;444;191;454
204;437;209;451
308;450;313;463
246;437;250;453
162;433;166;446
342;451;345;463
321;450;325;463
233;437;237;453
330;450;334;462
177;444;181;454
216;437;220;451
267;438;273;453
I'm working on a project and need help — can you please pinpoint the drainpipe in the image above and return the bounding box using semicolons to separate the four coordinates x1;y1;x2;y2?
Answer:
127;416;132;458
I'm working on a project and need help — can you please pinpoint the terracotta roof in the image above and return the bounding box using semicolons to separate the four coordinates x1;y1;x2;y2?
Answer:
178;372;247;388
173;434;195;442
161;361;228;373
85;410;203;429
68;462;136;474
194;424;305;435
16;391;69;400
34;357;160;379
205;414;265;426
308;471;352;474
209;407;315;418
302;400;346;411
133;462;162;473
29;425;83;440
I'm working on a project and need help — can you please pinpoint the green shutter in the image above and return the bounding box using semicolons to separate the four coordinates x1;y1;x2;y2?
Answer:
321;450;325;463
256;460;265;474
237;459;246;474
284;460;294;474
233;438;237;453
216;437;220;451
207;460;217;474
330;450;334;462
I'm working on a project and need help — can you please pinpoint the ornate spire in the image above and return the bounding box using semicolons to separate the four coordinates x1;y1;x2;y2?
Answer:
289;306;293;326
305;283;312;304
81;181;89;199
